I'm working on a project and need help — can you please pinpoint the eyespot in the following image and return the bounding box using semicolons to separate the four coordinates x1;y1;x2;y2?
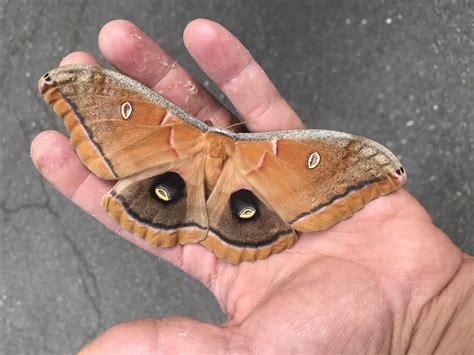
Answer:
42;73;53;85
152;172;185;203
306;151;320;169
155;187;171;201
395;166;405;176
121;102;133;120
230;190;258;220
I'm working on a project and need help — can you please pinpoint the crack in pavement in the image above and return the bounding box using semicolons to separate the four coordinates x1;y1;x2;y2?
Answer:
1;178;105;336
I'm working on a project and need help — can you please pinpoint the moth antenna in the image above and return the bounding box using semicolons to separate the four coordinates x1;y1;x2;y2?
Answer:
226;120;253;131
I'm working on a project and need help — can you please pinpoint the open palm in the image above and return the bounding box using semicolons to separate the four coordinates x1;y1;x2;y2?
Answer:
31;20;463;354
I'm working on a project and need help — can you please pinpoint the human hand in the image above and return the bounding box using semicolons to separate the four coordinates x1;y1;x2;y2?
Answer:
31;19;473;354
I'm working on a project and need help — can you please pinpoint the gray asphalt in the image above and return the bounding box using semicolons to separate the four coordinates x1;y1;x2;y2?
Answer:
1;0;473;353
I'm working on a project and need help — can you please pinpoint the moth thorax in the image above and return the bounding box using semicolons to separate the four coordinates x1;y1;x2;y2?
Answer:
204;135;231;197
204;156;226;198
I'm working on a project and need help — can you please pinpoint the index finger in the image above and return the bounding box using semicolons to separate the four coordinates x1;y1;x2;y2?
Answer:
184;19;304;132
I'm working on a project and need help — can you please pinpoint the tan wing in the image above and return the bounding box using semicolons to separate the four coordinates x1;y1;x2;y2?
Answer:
39;64;208;179
39;64;210;248
233;130;406;232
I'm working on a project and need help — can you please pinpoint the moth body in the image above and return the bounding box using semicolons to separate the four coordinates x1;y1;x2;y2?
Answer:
202;132;233;196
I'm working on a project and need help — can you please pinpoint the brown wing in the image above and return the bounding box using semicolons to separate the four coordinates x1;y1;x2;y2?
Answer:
39;64;208;179
101;156;208;247
201;159;297;263
233;130;406;232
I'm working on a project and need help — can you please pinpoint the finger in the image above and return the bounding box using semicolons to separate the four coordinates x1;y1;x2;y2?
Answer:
59;51;100;66
184;19;304;132
78;317;248;354
98;19;235;128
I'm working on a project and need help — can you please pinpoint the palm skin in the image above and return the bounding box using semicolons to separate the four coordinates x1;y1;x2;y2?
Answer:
31;19;465;354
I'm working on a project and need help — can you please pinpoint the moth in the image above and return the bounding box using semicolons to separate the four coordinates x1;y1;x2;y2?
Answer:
38;64;406;263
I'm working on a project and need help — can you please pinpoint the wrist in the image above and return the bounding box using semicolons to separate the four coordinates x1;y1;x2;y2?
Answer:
408;254;474;353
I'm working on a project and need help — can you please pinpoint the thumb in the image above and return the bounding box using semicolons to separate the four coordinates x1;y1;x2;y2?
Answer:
78;317;249;354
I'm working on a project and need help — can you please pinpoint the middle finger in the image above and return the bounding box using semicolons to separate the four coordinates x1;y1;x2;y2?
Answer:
98;20;234;128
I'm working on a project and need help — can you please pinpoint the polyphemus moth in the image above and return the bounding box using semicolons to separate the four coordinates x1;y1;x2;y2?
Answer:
38;64;406;263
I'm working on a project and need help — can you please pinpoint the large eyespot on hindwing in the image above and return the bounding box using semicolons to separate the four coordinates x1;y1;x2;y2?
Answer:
152;172;185;203
230;189;258;220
